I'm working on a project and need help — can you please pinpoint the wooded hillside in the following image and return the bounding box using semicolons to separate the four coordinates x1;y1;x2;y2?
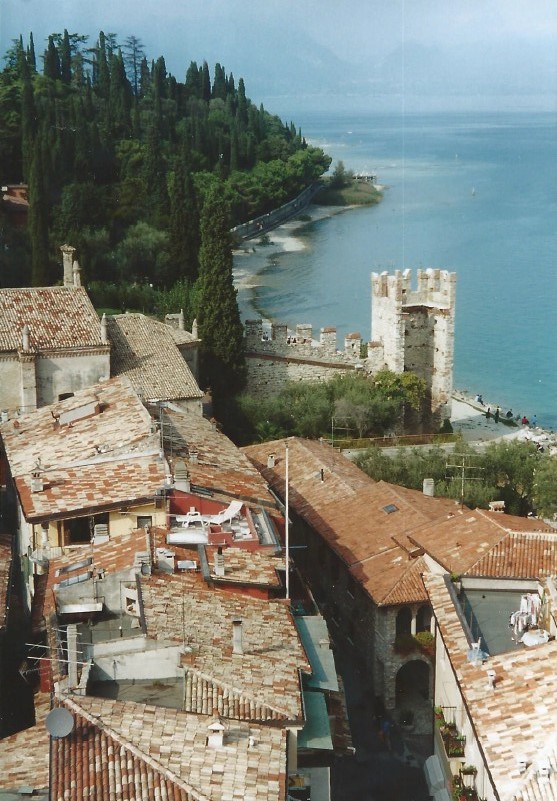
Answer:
0;31;331;290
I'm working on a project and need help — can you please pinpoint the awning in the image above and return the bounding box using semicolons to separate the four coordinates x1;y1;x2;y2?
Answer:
298;691;333;751
424;754;446;793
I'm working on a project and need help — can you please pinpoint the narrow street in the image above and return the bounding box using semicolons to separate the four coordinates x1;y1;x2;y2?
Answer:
331;644;431;801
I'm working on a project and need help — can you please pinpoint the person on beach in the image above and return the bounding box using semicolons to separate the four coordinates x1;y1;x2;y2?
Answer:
531;415;537;427
475;394;484;405
486;407;491;419
494;407;500;423
521;415;529;425
506;409;513;419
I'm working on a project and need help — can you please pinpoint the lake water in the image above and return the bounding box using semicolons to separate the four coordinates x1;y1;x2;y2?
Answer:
234;111;557;428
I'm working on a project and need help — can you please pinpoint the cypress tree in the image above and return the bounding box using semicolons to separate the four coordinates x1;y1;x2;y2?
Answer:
168;160;200;284
196;184;245;397
21;74;37;181
27;32;37;73
201;61;211;102
43;36;61;80
28;138;50;285
60;29;72;83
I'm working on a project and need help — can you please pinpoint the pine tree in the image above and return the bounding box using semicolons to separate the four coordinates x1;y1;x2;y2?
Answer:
122;35;145;96
196;184;245;397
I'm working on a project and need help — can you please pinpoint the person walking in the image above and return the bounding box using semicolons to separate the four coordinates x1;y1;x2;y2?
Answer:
494;407;500;423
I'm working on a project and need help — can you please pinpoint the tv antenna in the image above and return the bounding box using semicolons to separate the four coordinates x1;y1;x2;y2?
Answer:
446;452;484;507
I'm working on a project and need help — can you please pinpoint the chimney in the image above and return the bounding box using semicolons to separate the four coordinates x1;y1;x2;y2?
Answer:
487;669;496;689
232;618;243;654
207;712;225;749
60;244;76;287
72;260;81;287
214;546;225;577
31;459;43;493
192;318;198;338
267;453;276;468
22;324;30;351
100;313;108;344
423;478;435;497
178;308;185;330
189;450;198;464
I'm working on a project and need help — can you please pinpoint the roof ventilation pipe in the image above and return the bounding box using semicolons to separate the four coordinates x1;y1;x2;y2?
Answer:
232;618;244;654
214;546;225;577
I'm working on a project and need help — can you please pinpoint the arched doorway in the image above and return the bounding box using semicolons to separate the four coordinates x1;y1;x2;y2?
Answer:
395;659;432;735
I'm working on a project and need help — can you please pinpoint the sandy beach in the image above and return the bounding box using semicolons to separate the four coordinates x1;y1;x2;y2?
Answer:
233;204;352;322
450;394;556;451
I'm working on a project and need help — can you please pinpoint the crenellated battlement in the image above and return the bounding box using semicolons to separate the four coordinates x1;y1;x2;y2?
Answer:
371;268;456;309
245;268;456;426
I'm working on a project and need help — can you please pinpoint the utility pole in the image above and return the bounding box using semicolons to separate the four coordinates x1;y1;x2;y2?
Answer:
285;442;290;601
446;452;484;507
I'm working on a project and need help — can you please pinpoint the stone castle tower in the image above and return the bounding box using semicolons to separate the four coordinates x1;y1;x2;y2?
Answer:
371;268;456;422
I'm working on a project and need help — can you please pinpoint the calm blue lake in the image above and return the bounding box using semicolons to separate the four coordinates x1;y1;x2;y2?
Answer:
235;111;557;428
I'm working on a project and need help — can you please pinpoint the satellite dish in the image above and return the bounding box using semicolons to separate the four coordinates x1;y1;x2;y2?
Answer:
45;707;74;738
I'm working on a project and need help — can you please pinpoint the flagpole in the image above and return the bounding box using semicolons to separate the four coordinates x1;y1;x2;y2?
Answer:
285;441;290;601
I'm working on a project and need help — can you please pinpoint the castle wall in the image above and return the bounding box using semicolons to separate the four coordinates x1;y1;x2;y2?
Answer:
245;320;365;397
245;268;456;421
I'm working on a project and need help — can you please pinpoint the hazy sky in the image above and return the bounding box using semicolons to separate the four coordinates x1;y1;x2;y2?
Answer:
1;0;555;109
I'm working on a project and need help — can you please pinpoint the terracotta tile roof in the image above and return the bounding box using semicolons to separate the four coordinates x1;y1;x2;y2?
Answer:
244;438;554;606
0;286;105;351
0;696;50;791
243;438;457;605
52;695;287;801
0;376;168;521
0;532;12;630
163;406;278;509
205;545;283;588
468;531;557;579
380;555;429;605
16;457;166;522
425;573;557;801
140;572;309;722
405;508;509;575
107;313;202;402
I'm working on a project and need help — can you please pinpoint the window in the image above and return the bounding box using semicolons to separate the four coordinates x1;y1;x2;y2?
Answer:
137;516;152;529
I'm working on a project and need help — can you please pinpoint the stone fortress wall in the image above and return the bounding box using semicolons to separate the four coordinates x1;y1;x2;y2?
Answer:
245;268;456;423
